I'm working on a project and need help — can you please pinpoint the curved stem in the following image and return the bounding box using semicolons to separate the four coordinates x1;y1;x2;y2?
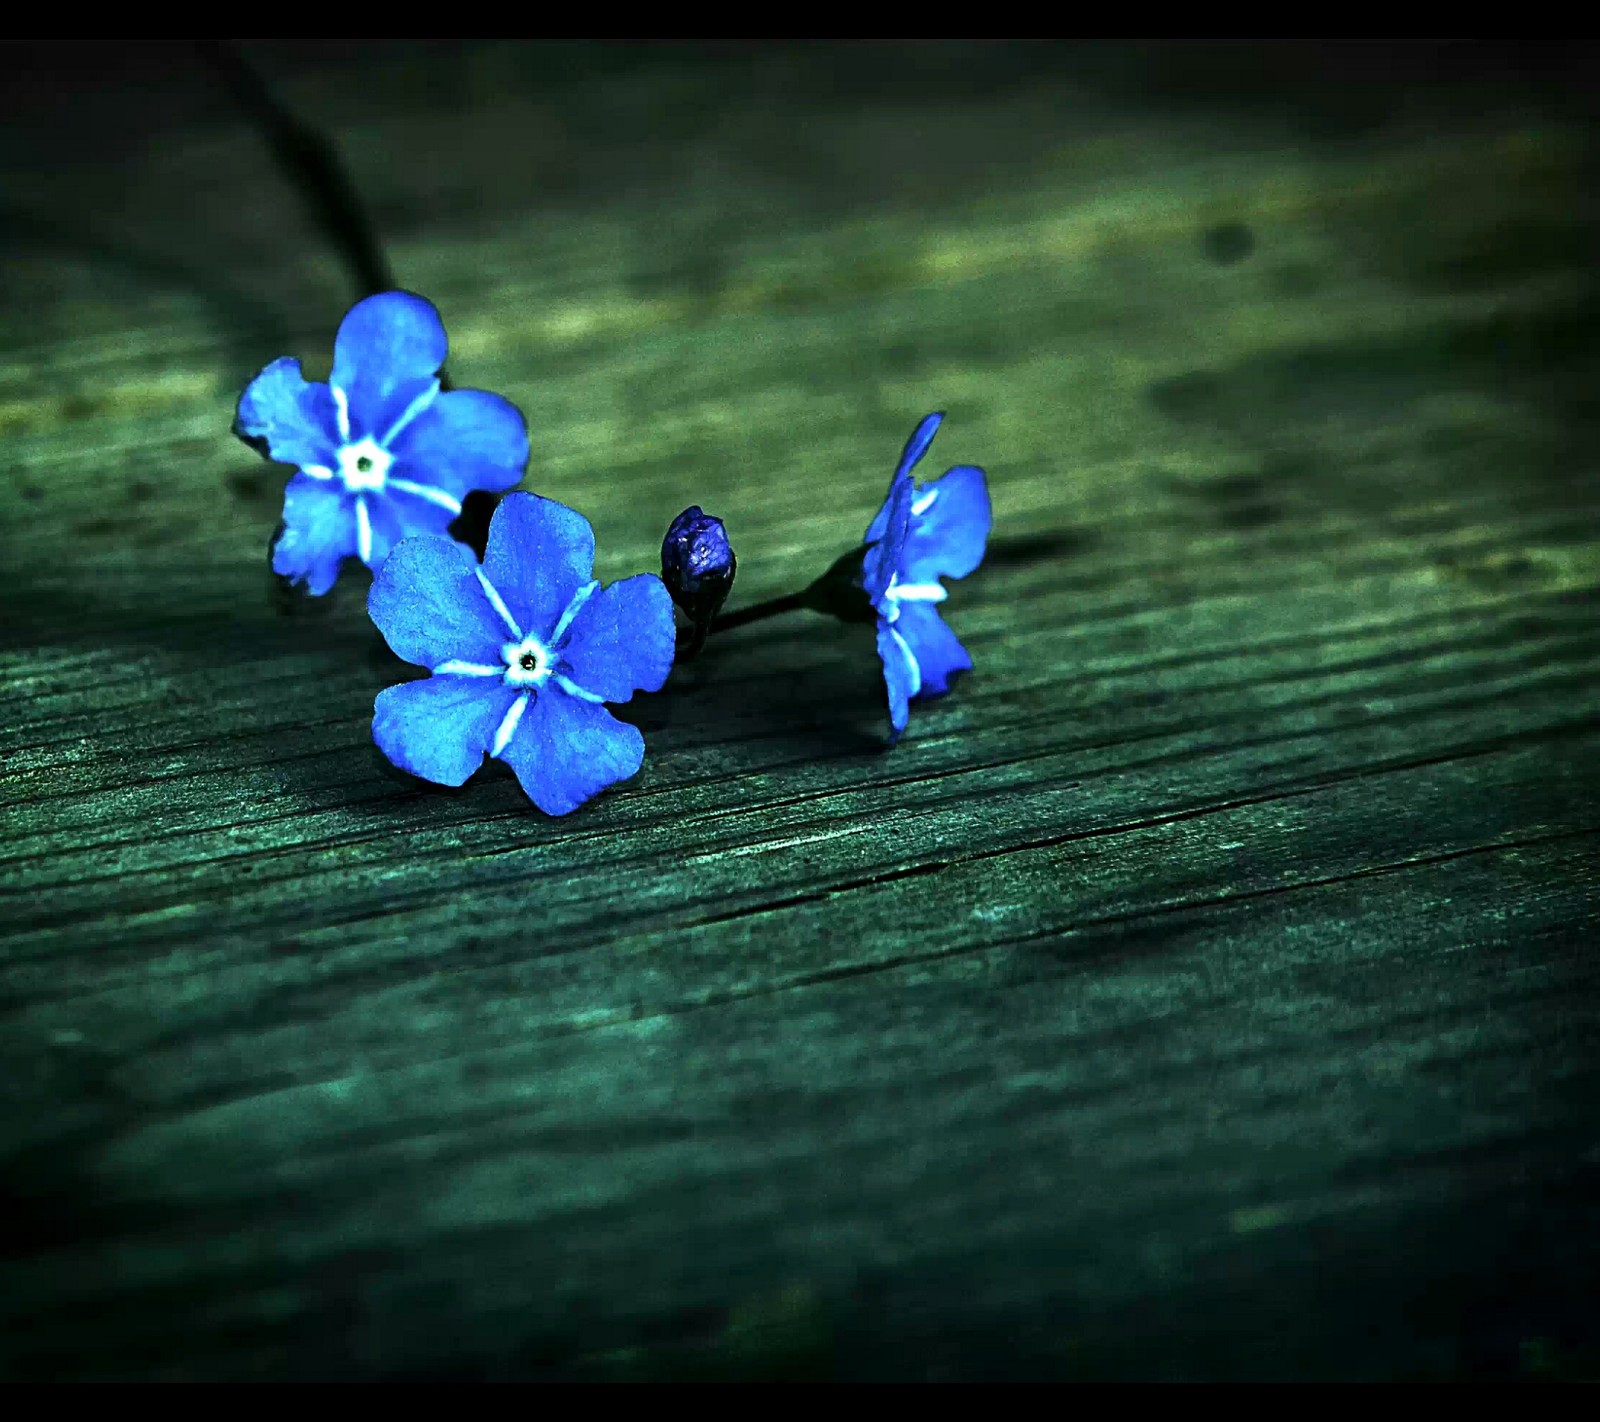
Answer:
708;590;808;635
676;620;711;660
200;40;397;301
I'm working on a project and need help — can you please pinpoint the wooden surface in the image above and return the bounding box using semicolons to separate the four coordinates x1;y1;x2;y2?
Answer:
2;42;1598;1380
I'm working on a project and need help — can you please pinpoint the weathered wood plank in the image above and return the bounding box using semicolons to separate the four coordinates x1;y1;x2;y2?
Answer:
2;42;1597;1379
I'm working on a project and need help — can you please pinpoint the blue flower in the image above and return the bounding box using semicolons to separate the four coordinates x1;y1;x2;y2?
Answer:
861;412;991;739
368;492;675;815
235;291;529;595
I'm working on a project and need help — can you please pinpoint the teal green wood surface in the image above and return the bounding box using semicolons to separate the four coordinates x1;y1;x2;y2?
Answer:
2;43;1598;1379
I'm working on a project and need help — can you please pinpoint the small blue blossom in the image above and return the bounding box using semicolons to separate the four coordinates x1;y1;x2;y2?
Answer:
236;291;529;595
862;412;991;739
368;492;675;815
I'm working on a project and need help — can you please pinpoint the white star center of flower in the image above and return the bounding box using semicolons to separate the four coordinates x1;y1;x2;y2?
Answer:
502;635;553;687
337;438;392;492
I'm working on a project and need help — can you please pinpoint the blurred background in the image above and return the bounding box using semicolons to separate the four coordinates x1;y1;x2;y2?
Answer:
3;40;1595;602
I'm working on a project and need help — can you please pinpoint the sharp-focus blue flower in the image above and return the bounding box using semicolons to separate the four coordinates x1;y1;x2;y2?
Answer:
236;291;529;595
861;412;991;739
368;492;674;815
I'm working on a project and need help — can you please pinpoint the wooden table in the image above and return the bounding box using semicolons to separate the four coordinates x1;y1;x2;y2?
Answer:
2;42;1597;1380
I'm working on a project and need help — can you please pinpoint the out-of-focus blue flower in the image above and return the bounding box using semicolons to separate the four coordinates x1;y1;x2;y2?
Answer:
861;412;991;739
367;492;674;815
236;291;528;595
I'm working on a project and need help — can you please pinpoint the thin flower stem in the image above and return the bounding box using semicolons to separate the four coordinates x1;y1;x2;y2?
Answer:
200;40;397;302
676;621;712;660
708;590;809;635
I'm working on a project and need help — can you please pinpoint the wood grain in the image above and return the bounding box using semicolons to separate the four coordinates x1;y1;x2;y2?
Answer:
2;42;1597;1379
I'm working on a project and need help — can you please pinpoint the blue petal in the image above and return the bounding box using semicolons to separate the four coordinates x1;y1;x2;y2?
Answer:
901;463;992;584
368;535;508;669
271;474;354;596
862;473;913;606
390;388;529;499
330;291;449;441
559;573;676;702
363;488;458;572
876;618;917;740
865;412;945;544
497;687;646;815
236;357;339;468
481;493;596;640
373;484;458;545
373;675;518;787
895;410;944;479
894;601;973;696
364;483;467;572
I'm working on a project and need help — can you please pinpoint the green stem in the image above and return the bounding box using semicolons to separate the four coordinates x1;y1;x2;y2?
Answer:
708;590;809;635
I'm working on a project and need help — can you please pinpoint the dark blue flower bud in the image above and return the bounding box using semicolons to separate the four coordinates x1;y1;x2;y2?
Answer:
662;507;736;654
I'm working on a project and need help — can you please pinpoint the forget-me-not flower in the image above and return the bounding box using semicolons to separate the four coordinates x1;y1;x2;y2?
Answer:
862;412;991;739
235;291;529;595
368;492;675;815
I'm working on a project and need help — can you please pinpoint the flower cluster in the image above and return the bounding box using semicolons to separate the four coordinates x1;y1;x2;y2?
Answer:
236;293;992;814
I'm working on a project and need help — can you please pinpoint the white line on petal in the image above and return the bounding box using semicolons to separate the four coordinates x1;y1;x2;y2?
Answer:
887;581;947;603
491;692;530;757
389;478;463;515
331;385;352;444
302;464;335;480
889;626;923;699
554;674;605;705
380;380;441;448
476;567;522;638
911;487;940;517
550;580;599;646
355;496;373;564
433;661;503;678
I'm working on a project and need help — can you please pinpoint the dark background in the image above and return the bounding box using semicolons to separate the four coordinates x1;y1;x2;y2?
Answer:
1;40;1598;1380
